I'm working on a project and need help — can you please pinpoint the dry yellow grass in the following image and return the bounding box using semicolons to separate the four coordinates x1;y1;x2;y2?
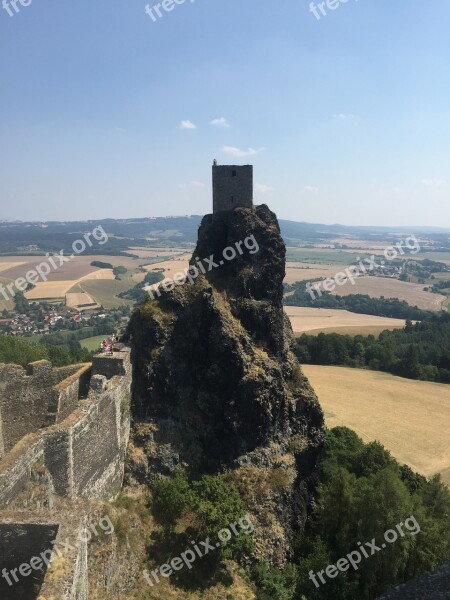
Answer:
286;307;407;335
25;280;79;299
0;261;26;273
66;292;99;308
284;263;357;284
25;269;115;300
131;272;147;283
143;255;191;275
128;246;190;258
79;269;115;282
304;325;406;337
331;276;445;311
302;365;450;485
0;254;153;281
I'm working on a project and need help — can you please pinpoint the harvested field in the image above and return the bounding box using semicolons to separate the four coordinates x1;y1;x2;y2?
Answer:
79;269;115;282
330;275;446;311
303;365;450;485
128;246;192;258
143;255;191;275
25;269;114;300
26;281;78;299
66;292;99;309
0;261;26;273
284;263;357;284
69;279;135;309
0;254;157;282
286;306;407;335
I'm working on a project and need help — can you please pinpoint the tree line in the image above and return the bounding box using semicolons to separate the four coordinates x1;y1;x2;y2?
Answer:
294;313;450;383
0;333;91;367
284;279;433;321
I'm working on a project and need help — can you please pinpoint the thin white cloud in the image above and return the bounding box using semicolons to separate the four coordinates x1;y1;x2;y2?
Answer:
255;183;275;193
334;113;356;120
210;117;231;128
422;178;447;188
301;186;319;194
177;181;205;189
179;120;197;130
221;146;265;158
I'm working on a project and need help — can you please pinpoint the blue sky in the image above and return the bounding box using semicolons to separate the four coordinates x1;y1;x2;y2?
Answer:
0;0;449;226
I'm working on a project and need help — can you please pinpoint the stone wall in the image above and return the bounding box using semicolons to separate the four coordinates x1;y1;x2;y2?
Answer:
0;350;131;507
0;361;87;457
0;349;132;599
212;164;253;213
47;365;92;426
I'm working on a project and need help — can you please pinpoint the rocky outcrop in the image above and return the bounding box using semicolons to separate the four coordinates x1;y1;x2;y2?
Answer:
126;204;325;565
376;560;450;599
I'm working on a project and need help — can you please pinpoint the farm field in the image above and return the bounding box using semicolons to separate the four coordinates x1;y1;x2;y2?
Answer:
25;269;115;300
143;254;192;276
330;275;446;311
68;278;135;309
0;261;27;273
286;306;407;335
418;251;450;265
284;263;357;284
66;292;99;309
303;365;450;485
0;254;155;282
285;248;368;265
128;247;191;258
80;335;107;352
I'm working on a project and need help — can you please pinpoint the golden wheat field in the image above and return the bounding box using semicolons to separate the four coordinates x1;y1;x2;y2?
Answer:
25;269;115;300
143;255;192;275
302;365;450;485
331;276;446;311
286;306;407;335
284;263;357;284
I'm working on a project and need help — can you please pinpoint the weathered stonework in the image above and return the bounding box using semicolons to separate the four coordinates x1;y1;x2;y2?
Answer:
0;361;90;457
0;348;131;600
212;163;253;213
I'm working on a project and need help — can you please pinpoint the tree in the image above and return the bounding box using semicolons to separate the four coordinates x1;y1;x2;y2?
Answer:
14;291;30;314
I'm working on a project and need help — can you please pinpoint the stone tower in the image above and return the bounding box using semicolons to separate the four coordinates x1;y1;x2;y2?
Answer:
212;160;253;213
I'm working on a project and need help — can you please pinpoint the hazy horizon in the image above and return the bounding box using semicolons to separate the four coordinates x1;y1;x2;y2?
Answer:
1;211;449;233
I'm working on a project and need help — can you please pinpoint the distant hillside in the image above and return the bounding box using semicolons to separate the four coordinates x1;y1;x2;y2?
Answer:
0;213;449;254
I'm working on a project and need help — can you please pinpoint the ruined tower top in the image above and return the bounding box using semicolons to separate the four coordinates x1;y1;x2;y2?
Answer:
212;161;253;213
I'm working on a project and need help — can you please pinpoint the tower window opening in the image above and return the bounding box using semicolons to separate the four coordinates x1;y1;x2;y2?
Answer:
232;170;237;177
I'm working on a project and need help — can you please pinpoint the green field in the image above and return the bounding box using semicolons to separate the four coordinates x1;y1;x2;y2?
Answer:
419;251;450;264
285;248;369;265
30;328;95;343
68;272;136;309
80;335;106;352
